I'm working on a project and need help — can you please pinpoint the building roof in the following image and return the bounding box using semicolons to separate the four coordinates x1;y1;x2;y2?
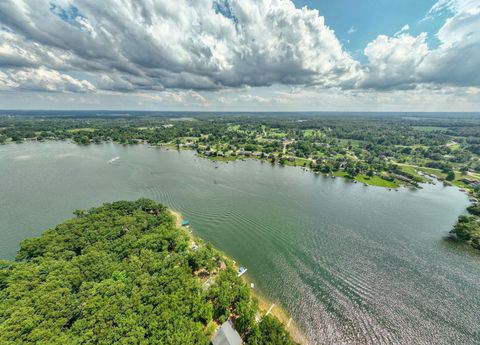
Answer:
212;321;242;345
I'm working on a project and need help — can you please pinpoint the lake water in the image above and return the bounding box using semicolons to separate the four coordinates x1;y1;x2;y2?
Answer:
1;142;479;345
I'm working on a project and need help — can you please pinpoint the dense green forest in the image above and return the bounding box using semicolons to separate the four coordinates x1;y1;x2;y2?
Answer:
0;199;296;344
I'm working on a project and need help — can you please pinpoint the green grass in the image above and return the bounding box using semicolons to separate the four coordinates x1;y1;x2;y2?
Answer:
411;126;446;132
397;165;428;183
417;167;447;179
227;125;241;131
332;171;351;178
303;130;321;138
282;157;310;166
452;172;475;189
416;166;477;189
447;141;461;151
66;128;95;133
355;175;400;188
331;171;400;188
268;132;288;138
197;153;240;162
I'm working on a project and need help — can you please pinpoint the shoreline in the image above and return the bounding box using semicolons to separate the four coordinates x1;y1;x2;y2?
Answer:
168;208;309;344
8;139;475;193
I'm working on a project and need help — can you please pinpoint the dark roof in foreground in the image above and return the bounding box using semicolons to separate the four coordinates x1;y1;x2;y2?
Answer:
212;320;242;345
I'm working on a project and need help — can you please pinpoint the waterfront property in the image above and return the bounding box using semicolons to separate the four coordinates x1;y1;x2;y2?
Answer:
212;321;243;345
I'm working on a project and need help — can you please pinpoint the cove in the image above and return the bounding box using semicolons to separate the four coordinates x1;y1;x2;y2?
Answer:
1;141;479;344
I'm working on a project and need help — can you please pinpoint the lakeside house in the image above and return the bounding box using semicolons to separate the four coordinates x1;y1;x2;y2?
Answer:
212;320;243;345
462;178;479;188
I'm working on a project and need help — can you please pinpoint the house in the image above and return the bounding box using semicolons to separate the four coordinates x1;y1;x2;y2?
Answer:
212;321;243;345
462;178;479;188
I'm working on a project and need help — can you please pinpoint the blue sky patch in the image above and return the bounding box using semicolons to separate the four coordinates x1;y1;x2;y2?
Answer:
293;0;445;61
213;0;238;24
49;3;84;23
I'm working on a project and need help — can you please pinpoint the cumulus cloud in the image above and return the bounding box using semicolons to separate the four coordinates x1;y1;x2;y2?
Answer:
361;33;429;89
360;0;480;89
1;67;95;92
418;0;480;86
0;0;478;97
0;0;359;93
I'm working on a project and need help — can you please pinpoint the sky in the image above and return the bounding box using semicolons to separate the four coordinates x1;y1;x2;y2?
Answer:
0;0;479;112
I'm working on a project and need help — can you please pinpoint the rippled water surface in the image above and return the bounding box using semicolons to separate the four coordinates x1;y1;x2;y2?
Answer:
1;142;479;344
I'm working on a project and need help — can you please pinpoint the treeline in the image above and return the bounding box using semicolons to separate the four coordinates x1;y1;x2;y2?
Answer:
2;115;480;184
0;199;296;344
451;184;480;250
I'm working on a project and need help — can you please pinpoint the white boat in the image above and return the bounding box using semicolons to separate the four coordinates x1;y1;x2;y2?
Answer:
108;156;120;164
237;267;248;277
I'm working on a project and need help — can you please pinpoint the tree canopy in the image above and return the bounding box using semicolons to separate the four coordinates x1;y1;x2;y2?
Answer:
0;199;296;344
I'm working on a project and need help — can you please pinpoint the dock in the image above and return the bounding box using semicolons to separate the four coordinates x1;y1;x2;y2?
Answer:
265;303;275;316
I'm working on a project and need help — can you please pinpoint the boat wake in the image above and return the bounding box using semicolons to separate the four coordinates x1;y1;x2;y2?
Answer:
108;156;120;164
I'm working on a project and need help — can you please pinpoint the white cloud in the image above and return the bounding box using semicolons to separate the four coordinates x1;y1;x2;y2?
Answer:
1;67;95;92
360;0;480;89
0;0;478;110
361;33;429;89
394;24;410;36
0;0;359;92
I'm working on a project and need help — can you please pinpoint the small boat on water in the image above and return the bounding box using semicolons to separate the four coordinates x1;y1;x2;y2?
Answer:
108;156;120;164
181;220;190;228
237;267;248;277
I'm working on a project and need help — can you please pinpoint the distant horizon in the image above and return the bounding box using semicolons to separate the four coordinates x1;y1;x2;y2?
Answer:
1;109;479;117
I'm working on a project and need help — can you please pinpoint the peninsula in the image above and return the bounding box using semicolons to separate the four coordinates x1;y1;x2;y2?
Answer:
0;199;297;344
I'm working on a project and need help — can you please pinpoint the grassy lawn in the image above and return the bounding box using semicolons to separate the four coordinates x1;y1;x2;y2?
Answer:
411;126;447;132
197;153;240;162
331;171;400;188
355;175;400;188
268;132;288;138
332;171;351;178
283;157;311;166
447;141;461;150
227;125;241;131
303;129;321;138
417;167;447;179
452;172;474;189
397;164;428;183
66;128;95;133
415;166;476;189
